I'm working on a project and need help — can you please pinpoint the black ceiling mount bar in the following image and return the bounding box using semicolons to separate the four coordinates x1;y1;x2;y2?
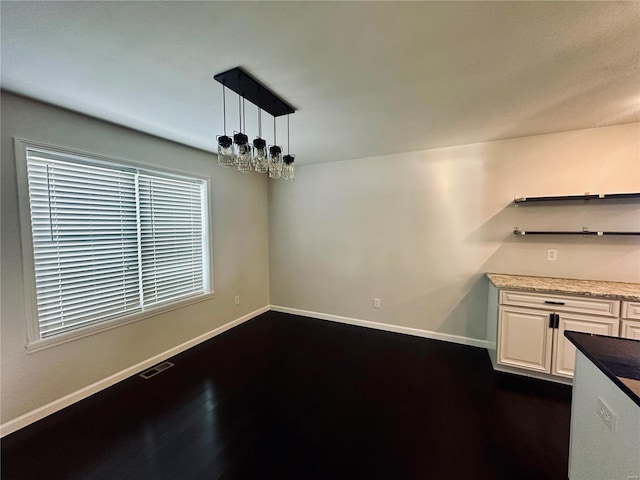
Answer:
514;192;640;204
214;67;295;118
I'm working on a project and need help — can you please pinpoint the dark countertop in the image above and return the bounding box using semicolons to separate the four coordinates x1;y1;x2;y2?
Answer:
565;331;640;408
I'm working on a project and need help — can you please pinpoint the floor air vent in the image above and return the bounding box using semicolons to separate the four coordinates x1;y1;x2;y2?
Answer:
139;361;175;379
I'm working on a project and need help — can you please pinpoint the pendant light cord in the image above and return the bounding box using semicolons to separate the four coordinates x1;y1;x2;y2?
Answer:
273;99;277;145
287;114;290;154
242;97;246;133
222;84;227;136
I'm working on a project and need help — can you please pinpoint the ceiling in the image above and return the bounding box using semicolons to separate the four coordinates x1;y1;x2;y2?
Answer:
2;1;639;165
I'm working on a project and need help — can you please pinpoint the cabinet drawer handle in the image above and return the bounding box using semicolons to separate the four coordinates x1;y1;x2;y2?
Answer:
544;300;565;305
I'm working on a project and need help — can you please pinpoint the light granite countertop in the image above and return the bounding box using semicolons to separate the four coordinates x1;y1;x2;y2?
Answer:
486;273;640;301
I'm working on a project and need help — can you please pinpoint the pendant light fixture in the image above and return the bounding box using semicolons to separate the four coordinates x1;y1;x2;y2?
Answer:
268;114;283;179
214;67;297;180
236;97;252;173
253;106;268;173
282;114;295;180
217;84;234;168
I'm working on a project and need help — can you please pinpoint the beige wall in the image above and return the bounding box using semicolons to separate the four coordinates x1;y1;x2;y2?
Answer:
268;123;640;341
2;91;639;429
0;92;270;423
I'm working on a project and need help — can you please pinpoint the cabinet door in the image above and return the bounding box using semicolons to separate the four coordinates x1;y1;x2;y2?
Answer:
552;313;619;378
498;307;553;373
621;320;640;340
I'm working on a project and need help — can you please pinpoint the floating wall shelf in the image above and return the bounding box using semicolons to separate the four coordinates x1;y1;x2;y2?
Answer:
514;192;640;204
512;191;640;237
513;228;640;237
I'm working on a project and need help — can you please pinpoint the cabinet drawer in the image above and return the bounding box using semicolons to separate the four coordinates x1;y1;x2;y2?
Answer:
499;290;620;317
622;301;640;320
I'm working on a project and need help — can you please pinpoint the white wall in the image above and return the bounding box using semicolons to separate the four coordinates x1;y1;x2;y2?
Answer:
0;92;270;425
269;123;640;342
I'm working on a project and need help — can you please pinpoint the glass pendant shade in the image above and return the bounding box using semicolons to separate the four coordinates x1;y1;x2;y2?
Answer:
282;154;295;180
268;146;283;179
237;144;252;172
234;132;252;172
253;138;268;173
217;135;234;167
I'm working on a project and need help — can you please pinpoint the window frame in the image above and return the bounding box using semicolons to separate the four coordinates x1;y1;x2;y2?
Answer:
15;137;215;352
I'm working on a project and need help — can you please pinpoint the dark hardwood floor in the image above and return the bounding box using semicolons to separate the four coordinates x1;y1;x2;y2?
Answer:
1;312;572;479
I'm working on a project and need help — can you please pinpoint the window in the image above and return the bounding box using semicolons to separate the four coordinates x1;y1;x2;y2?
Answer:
17;140;211;348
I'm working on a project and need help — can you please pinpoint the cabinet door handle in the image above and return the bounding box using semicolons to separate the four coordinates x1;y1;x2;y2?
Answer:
553;313;560;329
549;313;555;328
544;300;565;305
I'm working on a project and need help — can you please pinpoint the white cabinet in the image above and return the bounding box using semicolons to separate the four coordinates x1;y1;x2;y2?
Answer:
621;301;640;340
498;307;553;373
552;312;618;377
493;289;620;380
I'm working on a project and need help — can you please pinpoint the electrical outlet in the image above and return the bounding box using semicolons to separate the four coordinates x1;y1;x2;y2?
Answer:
547;249;558;261
373;298;381;309
234;295;240;306
597;397;616;432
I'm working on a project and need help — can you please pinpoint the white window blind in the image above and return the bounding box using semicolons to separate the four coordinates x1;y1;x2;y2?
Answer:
139;174;205;307
25;147;208;341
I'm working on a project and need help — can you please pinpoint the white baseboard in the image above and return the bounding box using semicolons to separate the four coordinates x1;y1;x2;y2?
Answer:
0;305;269;438
270;305;489;349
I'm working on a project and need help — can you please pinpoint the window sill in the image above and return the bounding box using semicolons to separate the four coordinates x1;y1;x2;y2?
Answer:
25;292;216;354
